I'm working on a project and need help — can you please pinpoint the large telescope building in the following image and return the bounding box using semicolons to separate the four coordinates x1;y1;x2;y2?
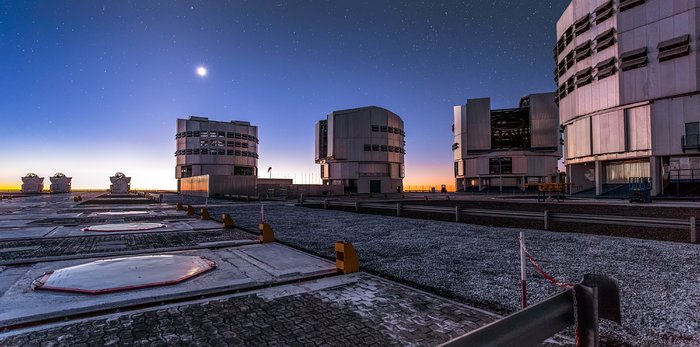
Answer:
452;94;561;191
315;106;406;194
556;0;700;196
175;116;259;196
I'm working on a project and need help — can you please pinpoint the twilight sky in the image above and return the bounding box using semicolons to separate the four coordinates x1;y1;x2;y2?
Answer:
0;0;569;190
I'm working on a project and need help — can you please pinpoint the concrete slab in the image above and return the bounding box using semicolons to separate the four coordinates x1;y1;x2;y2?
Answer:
32;255;216;294
0;243;337;327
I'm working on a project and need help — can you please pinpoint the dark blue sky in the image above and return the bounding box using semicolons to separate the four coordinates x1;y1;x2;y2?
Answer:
0;0;569;189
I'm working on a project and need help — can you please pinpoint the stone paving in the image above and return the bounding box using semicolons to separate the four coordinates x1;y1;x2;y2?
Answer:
0;229;256;262
0;273;499;347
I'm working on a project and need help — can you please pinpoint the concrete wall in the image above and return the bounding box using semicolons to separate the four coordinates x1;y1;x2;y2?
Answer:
179;175;257;197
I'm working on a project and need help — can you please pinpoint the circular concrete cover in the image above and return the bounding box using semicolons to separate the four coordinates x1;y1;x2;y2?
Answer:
31;255;216;294
82;222;166;232
96;211;149;216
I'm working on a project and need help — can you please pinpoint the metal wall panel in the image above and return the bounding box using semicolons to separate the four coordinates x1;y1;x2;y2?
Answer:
592;110;625;155
626;105;652;151
466;98;491;151
529;93;560;150
566;117;592;159
453;106;467;161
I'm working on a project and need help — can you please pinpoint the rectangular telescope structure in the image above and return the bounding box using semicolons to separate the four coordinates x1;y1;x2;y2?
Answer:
453;94;561;191
315;106;405;194
175;116;259;197
556;0;700;196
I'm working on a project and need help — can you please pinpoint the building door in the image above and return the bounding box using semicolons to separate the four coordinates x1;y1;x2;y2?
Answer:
370;180;381;193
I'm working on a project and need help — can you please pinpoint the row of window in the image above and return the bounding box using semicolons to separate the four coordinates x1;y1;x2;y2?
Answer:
175;131;259;143
371;125;405;136
557;28;616;78
362;144;406;154
174;149;259;158
556;0;645;56
558;57;617;100
558;34;692;101
199;140;250;149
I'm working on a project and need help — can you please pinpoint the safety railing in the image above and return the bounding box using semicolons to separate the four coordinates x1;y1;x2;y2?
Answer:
301;199;699;243
439;274;621;347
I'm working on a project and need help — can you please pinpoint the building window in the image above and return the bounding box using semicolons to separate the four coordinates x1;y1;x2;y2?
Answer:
574;14;590;37
565;51;575;70
620;47;648;71
372;145;379;151
685;122;700;148
620;0;645;12
234;167;254;176
558;83;567;100
576;67;593;87
454;161;459;176
227;150;234;155
557;58;567;76
566;76;575;94
564;26;573;47
595;57;617;80
595;28;616;53
364;144;371;151
574;41;592;62
452;142;459;150
658;35;691;62
489;157;513;175
556;36;566;55
595;0;614;24
380;145;387;151
380;126;388;132
371;125;379;132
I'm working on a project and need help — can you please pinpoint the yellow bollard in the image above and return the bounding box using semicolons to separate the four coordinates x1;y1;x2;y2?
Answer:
259;223;275;243
176;202;183;211
334;241;359;274
200;208;210;220
222;214;235;228
187;205;194;215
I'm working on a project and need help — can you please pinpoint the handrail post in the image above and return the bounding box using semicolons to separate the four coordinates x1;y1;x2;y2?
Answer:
396;203;401;217
455;206;460;222
691;217;697;243
543;210;549;230
355;201;360;213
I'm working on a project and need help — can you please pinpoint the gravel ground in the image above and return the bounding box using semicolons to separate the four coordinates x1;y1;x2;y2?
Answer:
206;202;700;347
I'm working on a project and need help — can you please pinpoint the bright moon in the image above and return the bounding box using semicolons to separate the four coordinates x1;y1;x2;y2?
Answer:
196;66;207;77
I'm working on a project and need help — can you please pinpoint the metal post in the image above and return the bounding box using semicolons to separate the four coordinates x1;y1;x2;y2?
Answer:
455;206;460;222
396;203;401;217
691;217;697;243
519;232;527;308
323;199;328;209
543;210;549;230
355;201;360;213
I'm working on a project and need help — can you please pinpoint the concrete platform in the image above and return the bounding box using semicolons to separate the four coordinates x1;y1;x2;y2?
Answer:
0;243;337;328
0;272;503;347
31;255;216;294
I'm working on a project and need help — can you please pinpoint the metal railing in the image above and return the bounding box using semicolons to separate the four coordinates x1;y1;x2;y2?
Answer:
439;274;621;347
301;199;699;243
669;168;700;182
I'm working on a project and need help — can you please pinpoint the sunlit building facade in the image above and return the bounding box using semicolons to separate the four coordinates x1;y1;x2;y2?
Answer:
556;0;700;196
315;106;405;194
175;116;259;196
453;94;561;191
